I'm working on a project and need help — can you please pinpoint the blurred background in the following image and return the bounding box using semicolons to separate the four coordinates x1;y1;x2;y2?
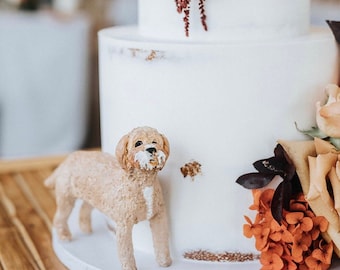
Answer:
0;0;137;159
0;0;338;159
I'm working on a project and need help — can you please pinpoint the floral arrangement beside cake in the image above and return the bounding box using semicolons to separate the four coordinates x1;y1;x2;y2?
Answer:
237;84;340;269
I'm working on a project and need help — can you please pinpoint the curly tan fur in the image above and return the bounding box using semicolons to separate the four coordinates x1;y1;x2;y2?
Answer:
45;126;172;270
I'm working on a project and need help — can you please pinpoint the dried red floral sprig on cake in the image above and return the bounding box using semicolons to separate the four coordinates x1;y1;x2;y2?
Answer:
198;0;208;32
175;0;207;37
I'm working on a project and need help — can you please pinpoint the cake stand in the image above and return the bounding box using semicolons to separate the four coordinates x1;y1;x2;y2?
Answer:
52;201;260;270
52;201;340;270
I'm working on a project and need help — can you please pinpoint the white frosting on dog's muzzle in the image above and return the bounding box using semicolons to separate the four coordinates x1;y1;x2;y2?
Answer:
134;148;166;170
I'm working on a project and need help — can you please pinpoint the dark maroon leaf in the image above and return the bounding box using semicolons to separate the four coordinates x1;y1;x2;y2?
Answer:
271;180;293;224
282;181;292;210
327;20;340;44
236;143;303;225
291;173;303;196
327;178;334;198
284;162;296;182
271;182;284;223
253;157;286;177
236;173;276;189
274;144;286;159
279;144;296;180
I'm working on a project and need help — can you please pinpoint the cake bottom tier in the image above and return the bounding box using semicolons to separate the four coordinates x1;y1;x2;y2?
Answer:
98;26;339;258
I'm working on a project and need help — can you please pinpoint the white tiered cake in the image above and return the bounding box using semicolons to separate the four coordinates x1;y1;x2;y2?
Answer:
98;0;339;264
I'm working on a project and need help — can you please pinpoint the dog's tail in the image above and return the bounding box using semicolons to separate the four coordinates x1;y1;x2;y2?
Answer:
44;171;57;189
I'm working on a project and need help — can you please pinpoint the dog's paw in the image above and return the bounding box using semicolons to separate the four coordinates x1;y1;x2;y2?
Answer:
121;264;137;270
157;256;172;267
56;228;72;241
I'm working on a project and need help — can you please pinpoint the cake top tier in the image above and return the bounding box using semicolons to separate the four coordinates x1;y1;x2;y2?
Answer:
138;0;310;42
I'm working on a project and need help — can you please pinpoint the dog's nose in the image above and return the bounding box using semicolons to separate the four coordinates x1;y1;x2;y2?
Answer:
146;147;157;154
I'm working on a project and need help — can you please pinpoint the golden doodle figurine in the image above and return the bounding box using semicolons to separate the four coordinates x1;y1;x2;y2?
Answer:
45;126;172;270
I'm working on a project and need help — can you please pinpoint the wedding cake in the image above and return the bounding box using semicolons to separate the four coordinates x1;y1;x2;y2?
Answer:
98;0;339;263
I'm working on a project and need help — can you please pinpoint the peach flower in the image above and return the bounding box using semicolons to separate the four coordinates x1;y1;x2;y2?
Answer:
316;84;340;138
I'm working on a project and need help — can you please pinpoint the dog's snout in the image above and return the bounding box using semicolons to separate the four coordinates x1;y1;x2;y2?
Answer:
146;147;157;154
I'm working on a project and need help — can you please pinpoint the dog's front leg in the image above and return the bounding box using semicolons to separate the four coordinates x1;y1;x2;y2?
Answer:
115;220;137;270
149;208;172;267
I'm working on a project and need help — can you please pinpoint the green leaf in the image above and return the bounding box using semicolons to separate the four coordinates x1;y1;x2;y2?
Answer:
294;122;328;139
329;137;340;150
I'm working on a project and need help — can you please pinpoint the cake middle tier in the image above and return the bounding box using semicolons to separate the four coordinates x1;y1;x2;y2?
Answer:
99;26;339;258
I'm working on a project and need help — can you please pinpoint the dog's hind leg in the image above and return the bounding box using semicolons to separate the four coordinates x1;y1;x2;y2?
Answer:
54;195;75;241
79;201;93;234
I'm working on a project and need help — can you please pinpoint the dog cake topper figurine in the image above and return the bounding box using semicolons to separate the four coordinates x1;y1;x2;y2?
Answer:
45;126;172;270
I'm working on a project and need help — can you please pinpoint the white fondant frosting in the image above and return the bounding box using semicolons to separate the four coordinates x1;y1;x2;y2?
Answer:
138;0;310;41
98;0;339;262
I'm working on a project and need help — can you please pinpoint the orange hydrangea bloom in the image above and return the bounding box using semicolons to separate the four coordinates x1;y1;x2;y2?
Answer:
243;188;332;270
259;189;275;210
310;240;333;265
255;227;271;251
249;189;262;211
282;254;298;270
311;216;329;240
305;240;333;270
290;200;308;212
262;242;284;256
260;252;284;270
285;212;313;233
298;263;310;270
269;219;293;243
291;233;312;263
243;215;262;238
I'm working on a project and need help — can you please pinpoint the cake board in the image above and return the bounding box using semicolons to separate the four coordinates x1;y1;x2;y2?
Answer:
52;201;340;270
52;200;260;270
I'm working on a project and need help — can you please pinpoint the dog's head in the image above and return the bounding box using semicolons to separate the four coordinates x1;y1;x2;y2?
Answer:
115;127;170;171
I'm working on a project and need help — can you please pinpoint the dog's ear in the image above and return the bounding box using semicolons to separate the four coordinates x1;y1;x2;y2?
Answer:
115;134;129;170
161;134;170;159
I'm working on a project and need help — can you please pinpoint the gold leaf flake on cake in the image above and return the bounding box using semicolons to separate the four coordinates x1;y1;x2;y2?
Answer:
128;48;165;61
107;46;165;61
183;250;259;262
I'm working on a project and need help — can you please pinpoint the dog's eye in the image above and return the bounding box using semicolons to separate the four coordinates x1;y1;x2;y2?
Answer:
135;141;143;147
152;141;157;144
